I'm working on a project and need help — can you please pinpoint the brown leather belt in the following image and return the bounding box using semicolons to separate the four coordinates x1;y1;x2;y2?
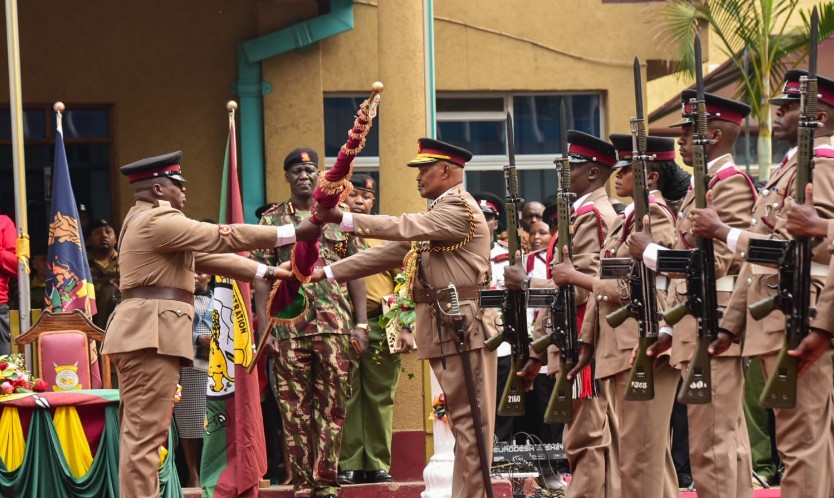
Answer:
122;286;194;305
411;286;483;304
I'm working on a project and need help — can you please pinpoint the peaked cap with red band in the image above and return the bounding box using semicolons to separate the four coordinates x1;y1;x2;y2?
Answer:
542;203;558;226
673;90;751;127
120;151;188;184
472;191;506;231
350;173;376;194
565;130;617;168
769;69;834;108
609;133;677;169
407;137;473;167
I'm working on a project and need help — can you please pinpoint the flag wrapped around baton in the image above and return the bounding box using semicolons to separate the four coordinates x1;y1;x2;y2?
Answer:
248;82;383;371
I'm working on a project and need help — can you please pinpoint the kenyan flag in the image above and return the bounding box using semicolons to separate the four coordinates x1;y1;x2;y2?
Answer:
200;106;267;497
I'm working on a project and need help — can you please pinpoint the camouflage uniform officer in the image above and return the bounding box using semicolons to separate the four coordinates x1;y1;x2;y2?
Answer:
87;219;121;330
252;148;366;498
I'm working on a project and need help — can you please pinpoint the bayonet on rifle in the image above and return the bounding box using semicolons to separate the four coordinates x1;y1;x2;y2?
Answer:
657;35;720;405
749;8;820;409
530;102;578;424
480;113;528;416
602;57;659;401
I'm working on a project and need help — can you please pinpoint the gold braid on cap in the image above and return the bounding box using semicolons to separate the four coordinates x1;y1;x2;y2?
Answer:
402;195;477;297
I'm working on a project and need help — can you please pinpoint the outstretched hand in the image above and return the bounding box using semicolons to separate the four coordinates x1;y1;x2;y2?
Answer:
265;264;294;282
312;202;345;225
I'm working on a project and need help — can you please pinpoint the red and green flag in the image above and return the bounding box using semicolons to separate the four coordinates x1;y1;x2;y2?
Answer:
200;105;267;497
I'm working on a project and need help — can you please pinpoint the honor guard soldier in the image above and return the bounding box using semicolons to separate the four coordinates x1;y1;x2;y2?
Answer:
102;151;315;498
313;138;497;498
252;147;367;498
513;131;620;498
690;70;834;498
572;134;688;498
628;92;757;498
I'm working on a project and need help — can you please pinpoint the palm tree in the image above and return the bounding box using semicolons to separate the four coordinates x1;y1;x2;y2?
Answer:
657;0;834;180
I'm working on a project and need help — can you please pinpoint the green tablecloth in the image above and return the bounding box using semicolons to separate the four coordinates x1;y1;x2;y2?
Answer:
0;389;182;498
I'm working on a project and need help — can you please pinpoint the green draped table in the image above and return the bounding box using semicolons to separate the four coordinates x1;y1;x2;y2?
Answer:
0;389;182;497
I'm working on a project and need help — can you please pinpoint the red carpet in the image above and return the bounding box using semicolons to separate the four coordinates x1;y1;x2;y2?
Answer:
681;490;780;497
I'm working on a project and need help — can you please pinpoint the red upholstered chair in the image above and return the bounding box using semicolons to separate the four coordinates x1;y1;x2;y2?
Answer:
14;310;111;389
38;330;93;391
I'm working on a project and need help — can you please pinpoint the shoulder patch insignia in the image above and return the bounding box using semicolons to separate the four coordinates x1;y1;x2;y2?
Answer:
218;224;234;237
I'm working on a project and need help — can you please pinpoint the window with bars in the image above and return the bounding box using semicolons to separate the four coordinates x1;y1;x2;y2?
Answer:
0;105;113;254
323;92;603;205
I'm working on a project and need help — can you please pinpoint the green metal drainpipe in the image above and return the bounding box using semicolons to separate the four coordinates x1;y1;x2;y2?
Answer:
234;0;355;223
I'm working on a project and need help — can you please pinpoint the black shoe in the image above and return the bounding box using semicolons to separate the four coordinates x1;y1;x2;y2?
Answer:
678;473;693;490
366;469;393;483
337;470;357;485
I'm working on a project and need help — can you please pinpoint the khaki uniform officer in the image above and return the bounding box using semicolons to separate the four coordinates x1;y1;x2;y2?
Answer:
571;134;685;498
690;70;834;498
102;151;320;498
314;138;496;498
629;92;756;498
514;131;620;498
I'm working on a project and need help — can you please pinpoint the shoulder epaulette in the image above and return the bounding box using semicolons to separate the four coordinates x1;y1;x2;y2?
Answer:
492;252;510;263
814;146;834;158
262;202;289;216
575;204;596;217
709;168;758;201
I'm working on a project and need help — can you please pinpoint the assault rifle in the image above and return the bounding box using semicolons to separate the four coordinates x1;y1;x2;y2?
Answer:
529;102;578;423
747;9;820;409
655;35;720;404
480;113;529;416
600;57;659;401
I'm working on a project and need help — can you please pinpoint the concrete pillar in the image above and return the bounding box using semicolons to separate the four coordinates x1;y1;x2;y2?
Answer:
261;45;325;203
376;0;427;216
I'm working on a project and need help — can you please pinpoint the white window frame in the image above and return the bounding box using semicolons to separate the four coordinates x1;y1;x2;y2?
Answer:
323;91;606;174
437;92;605;174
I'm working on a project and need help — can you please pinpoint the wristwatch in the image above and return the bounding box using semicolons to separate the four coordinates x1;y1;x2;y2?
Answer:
402;324;415;333
355;323;368;330
520;276;532;292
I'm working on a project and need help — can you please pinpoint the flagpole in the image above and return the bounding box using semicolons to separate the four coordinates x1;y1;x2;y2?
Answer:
6;0;31;340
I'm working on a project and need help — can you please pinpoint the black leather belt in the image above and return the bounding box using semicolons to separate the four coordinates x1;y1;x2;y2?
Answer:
122;286;194;305
411;286;483;304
